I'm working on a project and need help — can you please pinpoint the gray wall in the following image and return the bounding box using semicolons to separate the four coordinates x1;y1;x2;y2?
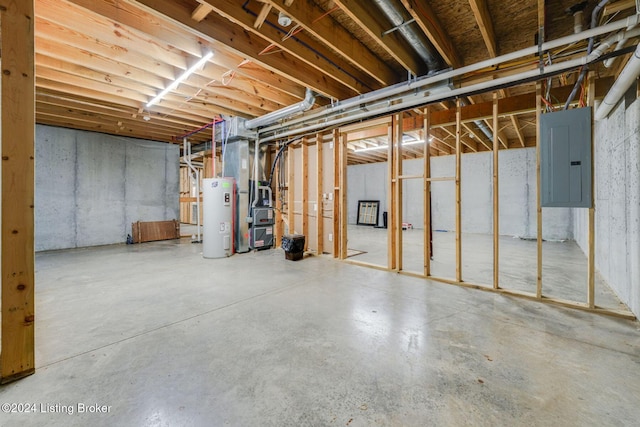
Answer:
347;148;572;240
35;125;179;251
574;95;640;317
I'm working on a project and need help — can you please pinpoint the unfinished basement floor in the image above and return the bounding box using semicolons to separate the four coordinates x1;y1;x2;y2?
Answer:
1;239;639;426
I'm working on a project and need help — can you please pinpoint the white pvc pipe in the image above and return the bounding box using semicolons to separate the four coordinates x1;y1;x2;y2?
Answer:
258;14;640;135
260;40;634;143
595;42;640;120
183;137;201;242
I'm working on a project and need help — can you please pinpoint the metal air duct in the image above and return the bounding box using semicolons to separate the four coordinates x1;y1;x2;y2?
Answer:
372;0;441;72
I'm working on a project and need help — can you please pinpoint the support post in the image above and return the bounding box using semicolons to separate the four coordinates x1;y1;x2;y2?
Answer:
587;72;596;308
424;107;432;277
333;130;340;258
316;133;324;255
455;98;462;282
287;145;295;235
1;0;36;384
536;82;543;299
302;138;309;251
493;93;500;289
274;142;283;248
394;113;403;272
387;122;396;270
339;133;348;260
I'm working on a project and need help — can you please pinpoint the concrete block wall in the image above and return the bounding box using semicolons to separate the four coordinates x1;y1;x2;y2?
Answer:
347;148;572;240
574;94;640;317
35;125;179;251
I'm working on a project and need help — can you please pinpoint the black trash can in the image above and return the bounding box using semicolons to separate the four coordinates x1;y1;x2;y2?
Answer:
282;234;305;261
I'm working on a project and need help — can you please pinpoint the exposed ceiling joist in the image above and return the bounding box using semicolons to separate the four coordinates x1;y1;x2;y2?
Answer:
332;0;426;76
400;0;462;68
468;0;497;58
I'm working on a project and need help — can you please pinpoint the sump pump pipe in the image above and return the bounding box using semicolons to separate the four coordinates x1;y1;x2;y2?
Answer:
183;137;201;242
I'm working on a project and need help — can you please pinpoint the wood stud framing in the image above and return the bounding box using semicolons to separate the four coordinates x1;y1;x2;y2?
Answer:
455;99;463;283
394;114;404;272
536;82;543;299
1;0;36;384
493;93;499;289
317;133;325;255
424;108;432;277
302;139;309;251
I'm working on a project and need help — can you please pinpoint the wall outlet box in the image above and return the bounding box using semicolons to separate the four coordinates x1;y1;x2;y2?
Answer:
328;233;333;242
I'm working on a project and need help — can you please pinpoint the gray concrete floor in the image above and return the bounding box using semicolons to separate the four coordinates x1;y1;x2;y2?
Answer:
1;239;639;426
347;226;627;311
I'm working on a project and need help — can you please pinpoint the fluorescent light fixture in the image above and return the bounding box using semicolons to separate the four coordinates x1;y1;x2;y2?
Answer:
354;139;427;153
146;51;214;108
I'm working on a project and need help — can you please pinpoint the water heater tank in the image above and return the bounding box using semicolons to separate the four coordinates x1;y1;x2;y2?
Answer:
203;177;235;258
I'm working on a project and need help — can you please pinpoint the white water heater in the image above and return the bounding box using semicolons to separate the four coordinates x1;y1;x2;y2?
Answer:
203;177;235;258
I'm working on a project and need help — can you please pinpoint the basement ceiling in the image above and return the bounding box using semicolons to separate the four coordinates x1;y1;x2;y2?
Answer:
33;0;639;160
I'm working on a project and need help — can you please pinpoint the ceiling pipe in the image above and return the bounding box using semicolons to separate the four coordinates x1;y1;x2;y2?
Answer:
567;2;588;34
243;88;316;130
258;38;637;143
258;13;640;137
459;98;493;141
564;0;610;110
594;43;640;120
372;0;441;72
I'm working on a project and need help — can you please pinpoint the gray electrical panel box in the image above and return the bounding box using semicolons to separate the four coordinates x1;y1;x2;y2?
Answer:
540;107;592;208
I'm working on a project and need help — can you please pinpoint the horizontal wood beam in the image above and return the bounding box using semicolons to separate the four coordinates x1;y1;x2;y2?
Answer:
135;0;356;100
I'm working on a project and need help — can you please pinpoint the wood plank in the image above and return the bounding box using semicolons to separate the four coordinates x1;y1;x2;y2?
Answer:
588;72;596;309
333;0;426;75
206;0;380;94
493;92;499;289
191;2;213;22
424;108;432;277
394;114;403;272
254;3;271;29
456;98;462;282
265;0;398;86
339;133;348;260
468;0;498;57
386;122;395;269
64;0;306;101
333;130;340;258
136;0;356;100
274;142;284;248
1;0;36;384
288;145;295;235
317;133;324;255
302;138;309;251
536;82;543;299
400;0;462;68
132;220;180;243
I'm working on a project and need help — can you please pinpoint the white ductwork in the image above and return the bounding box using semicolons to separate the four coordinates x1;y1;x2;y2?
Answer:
595;43;640;120
244;88;316;130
